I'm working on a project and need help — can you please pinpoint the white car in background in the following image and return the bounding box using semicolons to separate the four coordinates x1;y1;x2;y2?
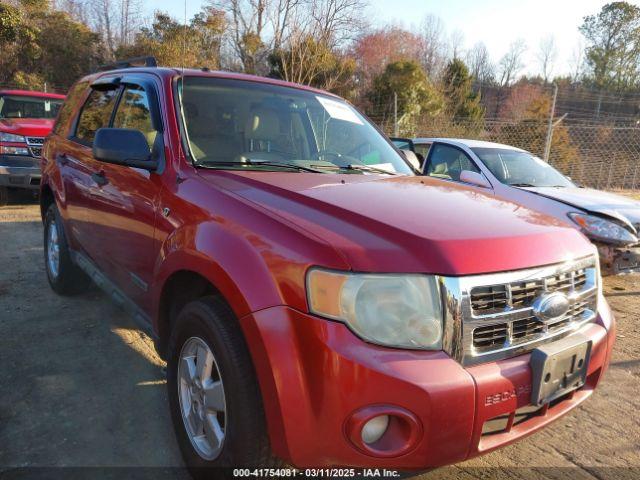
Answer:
393;137;640;274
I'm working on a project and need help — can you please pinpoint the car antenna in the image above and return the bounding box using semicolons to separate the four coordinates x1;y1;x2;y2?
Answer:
182;0;187;75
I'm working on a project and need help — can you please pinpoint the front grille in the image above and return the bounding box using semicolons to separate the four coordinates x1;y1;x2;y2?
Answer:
470;268;588;314
441;256;599;365
26;137;45;158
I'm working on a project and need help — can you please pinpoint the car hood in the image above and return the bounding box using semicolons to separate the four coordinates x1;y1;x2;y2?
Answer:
522;186;640;227
200;171;595;275
0;118;55;137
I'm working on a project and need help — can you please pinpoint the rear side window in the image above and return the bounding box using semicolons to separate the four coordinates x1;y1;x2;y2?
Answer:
74;88;119;145
112;86;157;150
53;81;88;136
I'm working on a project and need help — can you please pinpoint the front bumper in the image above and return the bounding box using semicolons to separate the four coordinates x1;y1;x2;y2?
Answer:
597;242;640;274
240;297;615;469
0;155;41;190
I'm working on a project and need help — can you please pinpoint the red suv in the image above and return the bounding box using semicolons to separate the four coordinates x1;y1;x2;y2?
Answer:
40;58;615;474
0;89;65;205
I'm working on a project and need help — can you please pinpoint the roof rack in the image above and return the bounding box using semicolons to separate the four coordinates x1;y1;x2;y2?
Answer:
96;56;158;72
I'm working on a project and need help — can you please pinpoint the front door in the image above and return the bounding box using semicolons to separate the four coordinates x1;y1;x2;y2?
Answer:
84;80;164;311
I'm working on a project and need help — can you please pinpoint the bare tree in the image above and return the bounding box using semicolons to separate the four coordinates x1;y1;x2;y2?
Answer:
498;39;527;86
419;14;446;77
569;38;585;83
466;41;495;83
448;28;465;60
537;34;557;83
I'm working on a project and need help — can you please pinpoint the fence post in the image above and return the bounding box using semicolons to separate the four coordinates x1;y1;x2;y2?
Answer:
393;92;398;137
633;164;638;190
543;84;558;162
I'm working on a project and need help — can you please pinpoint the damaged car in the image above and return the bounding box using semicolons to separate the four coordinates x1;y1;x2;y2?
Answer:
397;138;640;274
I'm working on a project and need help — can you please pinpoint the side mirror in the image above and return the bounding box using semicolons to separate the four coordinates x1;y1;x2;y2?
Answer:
460;170;492;189
93;128;158;171
401;149;421;170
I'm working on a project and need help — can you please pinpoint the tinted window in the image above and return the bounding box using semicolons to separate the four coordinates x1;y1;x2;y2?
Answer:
0;95;63;119
426;144;479;181
113;86;156;150
74;88;119;145
53;82;88;136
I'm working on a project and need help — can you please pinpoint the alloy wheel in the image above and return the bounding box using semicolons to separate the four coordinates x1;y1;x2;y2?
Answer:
177;336;227;460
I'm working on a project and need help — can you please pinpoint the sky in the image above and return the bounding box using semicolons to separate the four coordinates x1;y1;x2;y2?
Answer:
148;0;639;77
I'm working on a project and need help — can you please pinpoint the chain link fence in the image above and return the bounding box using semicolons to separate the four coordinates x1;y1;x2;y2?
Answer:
363;83;640;190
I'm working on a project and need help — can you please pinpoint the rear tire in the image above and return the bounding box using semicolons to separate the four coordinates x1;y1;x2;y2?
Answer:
44;203;90;295
167;296;278;479
0;187;8;206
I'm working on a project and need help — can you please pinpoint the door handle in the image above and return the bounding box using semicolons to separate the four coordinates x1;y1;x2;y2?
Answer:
91;171;108;186
56;153;68;166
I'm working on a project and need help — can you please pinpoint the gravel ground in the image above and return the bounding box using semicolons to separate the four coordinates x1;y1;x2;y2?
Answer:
0;202;638;480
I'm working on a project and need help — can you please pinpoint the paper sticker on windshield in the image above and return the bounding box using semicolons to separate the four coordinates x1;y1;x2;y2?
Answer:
316;96;363;125
44;101;51;112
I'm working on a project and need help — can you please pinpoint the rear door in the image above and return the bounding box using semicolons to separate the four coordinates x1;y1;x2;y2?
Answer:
57;80;121;255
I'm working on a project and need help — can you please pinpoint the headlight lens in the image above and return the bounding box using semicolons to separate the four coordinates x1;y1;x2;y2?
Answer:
306;269;443;349
0;132;26;143
568;212;638;245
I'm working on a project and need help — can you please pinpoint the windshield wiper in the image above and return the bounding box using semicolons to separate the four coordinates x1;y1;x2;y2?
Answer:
509;182;537;187
311;163;401;175
198;159;327;174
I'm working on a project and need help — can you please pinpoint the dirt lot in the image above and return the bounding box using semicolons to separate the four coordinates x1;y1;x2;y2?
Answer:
0;202;638;480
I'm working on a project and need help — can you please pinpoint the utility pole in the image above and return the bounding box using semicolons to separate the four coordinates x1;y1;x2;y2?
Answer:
543;84;558;162
393;92;398;137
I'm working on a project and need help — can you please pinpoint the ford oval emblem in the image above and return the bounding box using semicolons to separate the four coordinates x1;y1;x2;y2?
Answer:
532;292;570;322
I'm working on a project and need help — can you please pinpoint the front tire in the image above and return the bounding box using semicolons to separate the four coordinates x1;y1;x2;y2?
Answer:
167;296;277;478
44;203;89;295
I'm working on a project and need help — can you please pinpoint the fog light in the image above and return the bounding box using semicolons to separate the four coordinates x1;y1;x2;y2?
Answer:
361;415;389;444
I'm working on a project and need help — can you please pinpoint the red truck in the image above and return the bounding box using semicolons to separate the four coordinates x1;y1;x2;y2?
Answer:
40;58;615;475
0;89;65;205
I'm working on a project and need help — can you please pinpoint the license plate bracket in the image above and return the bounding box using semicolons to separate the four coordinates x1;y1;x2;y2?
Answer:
530;333;592;407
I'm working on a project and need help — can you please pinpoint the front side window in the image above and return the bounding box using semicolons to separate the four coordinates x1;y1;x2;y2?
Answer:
472;148;574;188
113;86;157;150
74;88;119;145
0;95;63;119
426;144;480;181
179;77;413;175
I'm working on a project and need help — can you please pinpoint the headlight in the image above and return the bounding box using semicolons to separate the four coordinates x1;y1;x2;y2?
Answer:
0;146;30;155
568;212;638;245
0;132;26;143
306;269;443;349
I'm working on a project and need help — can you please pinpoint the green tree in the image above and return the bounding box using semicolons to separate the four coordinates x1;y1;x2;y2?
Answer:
268;36;356;99
367;60;442;136
580;1;640;90
0;3;39;85
35;11;104;88
441;58;484;121
117;8;225;70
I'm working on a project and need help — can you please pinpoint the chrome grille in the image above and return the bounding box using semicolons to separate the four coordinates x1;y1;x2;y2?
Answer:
26;137;45;158
440;256;599;366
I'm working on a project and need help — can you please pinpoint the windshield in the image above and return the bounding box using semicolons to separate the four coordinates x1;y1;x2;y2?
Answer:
0;95;63;119
472;147;574;188
179;77;412;175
